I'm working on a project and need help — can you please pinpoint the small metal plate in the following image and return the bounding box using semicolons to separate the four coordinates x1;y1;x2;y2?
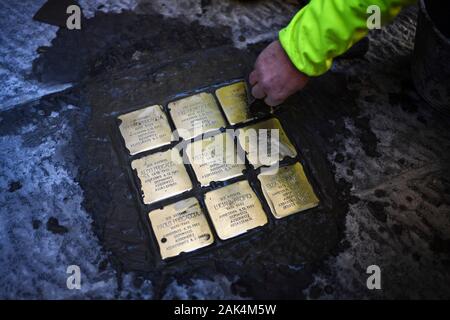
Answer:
148;197;214;259
237;118;297;168
168;92;226;140
204;180;268;240
185;132;246;186
258;162;319;218
118;105;173;155
131;149;192;204
215;81;254;125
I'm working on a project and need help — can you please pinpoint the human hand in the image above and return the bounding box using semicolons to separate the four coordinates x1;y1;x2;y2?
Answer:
249;40;309;106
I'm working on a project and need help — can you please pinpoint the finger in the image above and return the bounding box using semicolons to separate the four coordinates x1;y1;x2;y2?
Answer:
251;83;266;99
264;95;283;107
249;70;258;86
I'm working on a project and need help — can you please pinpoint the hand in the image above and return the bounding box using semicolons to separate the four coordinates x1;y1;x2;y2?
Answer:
249;40;309;106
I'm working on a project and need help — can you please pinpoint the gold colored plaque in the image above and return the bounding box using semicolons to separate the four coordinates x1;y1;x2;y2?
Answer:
168;92;226;140
185;132;246;186
204;180;268;240
258;162;319;219
237;118;297;168
118;105;173;155
215;82;254;125
148;197;214;259
131;149;192;204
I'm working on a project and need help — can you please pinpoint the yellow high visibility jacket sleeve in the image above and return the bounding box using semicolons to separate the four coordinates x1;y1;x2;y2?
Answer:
279;0;416;76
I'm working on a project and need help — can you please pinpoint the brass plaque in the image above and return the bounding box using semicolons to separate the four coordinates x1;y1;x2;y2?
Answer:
168;92;226;140
148;197;214;259
258;162;319;218
131;149;192;204
185;132;246;186
237;118;297;168
118;105;173;155
215;81;254;125
204;180;268;240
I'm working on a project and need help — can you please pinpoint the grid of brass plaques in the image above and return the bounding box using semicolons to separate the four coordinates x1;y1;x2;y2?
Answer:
116;80;320;261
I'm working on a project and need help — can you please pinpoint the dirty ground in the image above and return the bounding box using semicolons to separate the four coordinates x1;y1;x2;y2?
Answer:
0;1;449;299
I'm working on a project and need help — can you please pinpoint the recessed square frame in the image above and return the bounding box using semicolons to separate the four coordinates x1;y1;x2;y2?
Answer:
110;78;327;266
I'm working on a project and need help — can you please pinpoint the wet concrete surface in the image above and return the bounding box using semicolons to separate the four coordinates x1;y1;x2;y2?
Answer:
1;2;449;299
78;45;347;298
